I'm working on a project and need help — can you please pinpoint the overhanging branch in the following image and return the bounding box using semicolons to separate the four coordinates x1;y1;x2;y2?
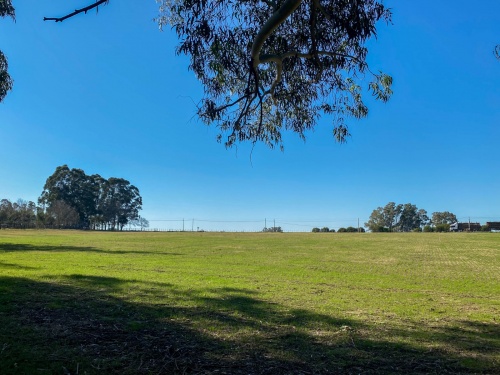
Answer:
251;0;303;67
43;0;109;22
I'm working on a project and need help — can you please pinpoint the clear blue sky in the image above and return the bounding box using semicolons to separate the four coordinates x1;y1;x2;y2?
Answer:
1;0;499;231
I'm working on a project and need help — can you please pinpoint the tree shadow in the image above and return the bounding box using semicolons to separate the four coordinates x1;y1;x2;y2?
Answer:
0;242;183;256
0;261;38;270
0;276;497;374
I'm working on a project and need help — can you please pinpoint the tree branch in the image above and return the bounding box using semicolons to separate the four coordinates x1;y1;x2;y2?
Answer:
43;0;109;22
251;0;303;67
311;0;332;22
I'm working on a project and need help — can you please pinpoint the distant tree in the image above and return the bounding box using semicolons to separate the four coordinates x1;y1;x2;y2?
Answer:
0;198;37;228
39;165;142;230
337;227;347;233
367;202;429;232
311;227;320;233
46;200;80;228
395;204;428;232
130;216;150;231
14;200;37;228
320;227;330;233
0;198;14;226
365;202;401;232
329;228;336;233
100;178;142;230
39;165;100;227
431;211;457;226
264;226;283;233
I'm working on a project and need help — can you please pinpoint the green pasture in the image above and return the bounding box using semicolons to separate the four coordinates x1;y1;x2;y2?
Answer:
0;230;498;374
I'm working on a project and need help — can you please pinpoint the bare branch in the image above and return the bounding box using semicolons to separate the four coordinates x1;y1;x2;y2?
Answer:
43;0;109;22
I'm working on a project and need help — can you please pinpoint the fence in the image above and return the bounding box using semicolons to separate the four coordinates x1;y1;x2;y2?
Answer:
3;216;500;233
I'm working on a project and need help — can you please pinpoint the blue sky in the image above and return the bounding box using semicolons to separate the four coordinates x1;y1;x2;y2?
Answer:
1;0;499;231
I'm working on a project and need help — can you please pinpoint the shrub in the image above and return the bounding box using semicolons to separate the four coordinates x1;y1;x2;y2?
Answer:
312;227;320;233
423;225;434;232
320;227;330;232
435;223;450;232
263;226;283;232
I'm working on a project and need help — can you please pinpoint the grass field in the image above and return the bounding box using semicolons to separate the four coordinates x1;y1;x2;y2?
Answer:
0;230;498;374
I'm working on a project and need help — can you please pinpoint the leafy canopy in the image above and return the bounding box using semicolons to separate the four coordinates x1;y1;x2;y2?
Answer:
0;0;15;103
6;0;393;149
157;0;393;149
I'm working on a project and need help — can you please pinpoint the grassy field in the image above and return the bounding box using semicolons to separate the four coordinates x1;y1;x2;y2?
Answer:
0;230;498;374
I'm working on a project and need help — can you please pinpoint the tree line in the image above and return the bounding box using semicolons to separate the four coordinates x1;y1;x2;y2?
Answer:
365;202;460;232
311;226;366;233
1;165;144;230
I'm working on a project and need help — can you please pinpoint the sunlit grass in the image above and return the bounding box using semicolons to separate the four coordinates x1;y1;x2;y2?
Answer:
0;230;498;374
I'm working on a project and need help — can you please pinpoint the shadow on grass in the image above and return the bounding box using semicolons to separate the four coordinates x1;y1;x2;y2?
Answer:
0;261;38;270
0;242;183;256
0;276;498;374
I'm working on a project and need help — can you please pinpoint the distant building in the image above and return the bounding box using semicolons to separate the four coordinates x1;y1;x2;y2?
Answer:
449;222;481;232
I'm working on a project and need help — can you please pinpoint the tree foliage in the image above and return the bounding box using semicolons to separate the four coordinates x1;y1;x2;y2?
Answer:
156;0;393;149
46;200;80;228
431;211;457;226
5;0;393;148
366;202;429;232
39;165;142;230
0;198;38;229
365;201;400;232
130;216;150;231
263;226;283;232
0;0;15;103
397;204;428;232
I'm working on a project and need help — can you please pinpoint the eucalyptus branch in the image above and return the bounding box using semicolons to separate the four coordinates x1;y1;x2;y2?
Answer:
44;0;109;22
311;0;332;22
251;0;303;67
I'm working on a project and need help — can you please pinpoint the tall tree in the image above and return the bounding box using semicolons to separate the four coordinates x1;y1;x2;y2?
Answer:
431;211;457;225
46;200;80;228
101;178;142;230
366;202;429;232
395;203;428;232
39;165;143;230
365;202;401;232
0;198;37;228
39;165;99;227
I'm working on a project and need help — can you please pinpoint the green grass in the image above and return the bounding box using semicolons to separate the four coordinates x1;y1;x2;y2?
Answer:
0;230;498;374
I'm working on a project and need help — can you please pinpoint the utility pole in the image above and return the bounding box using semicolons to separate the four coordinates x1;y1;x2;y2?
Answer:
265;218;267;230
182;218;184;232
192;218;194;232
